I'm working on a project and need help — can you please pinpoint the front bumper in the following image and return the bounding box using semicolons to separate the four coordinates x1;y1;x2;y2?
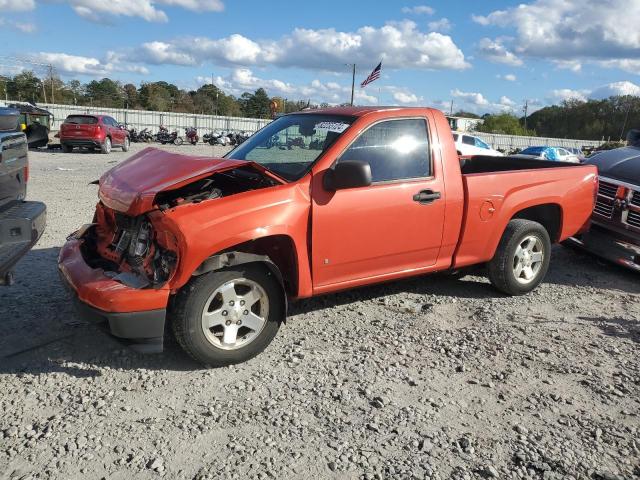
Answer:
568;227;640;273
0;200;47;283
58;238;170;352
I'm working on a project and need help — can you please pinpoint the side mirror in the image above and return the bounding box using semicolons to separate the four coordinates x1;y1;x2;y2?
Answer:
324;160;372;191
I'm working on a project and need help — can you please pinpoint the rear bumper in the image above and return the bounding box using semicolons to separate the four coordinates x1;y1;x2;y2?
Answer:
0;200;46;282
60;138;103;148
58;238;169;352
568;227;640;272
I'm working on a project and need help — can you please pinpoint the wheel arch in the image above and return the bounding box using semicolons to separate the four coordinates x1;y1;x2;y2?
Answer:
191;235;299;299
510;203;563;243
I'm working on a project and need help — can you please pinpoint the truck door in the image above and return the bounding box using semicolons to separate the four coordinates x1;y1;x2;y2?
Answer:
311;117;446;289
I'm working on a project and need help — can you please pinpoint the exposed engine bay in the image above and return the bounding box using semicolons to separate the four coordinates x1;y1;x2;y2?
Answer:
80;167;278;289
154;166;279;210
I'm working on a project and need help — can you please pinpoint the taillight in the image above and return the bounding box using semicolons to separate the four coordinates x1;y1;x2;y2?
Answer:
24;164;29;183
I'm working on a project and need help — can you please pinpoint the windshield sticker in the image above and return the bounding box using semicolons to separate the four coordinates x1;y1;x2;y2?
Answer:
315;122;350;133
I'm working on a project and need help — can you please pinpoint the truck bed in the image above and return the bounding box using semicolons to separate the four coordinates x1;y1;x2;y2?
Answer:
453;156;597;268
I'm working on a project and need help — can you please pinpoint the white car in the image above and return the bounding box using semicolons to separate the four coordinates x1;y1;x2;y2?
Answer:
453;133;503;157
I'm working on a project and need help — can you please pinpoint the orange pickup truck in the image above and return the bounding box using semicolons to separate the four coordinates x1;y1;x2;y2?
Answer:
59;107;597;366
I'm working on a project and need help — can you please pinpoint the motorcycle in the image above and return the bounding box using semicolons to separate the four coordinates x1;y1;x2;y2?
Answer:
185;127;199;145
207;130;229;146
156;126;184;146
138;128;153;143
127;127;140;143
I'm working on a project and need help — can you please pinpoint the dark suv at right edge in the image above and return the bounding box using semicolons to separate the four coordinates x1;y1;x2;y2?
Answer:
570;130;640;272
0;107;46;285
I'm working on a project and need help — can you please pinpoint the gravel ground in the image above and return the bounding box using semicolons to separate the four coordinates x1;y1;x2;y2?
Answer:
1;143;639;480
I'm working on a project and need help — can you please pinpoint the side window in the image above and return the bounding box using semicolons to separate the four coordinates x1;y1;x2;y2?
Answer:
338;119;430;182
103;117;113;126
462;135;475;145
475;138;490;149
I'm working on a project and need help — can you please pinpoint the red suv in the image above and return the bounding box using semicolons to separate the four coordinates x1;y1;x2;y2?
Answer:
59;115;130;154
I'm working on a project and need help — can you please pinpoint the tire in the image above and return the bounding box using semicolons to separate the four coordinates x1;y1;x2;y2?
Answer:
122;137;130;152
487;219;551;296
61;143;72;153
174;136;184;146
100;137;112;154
171;264;284;367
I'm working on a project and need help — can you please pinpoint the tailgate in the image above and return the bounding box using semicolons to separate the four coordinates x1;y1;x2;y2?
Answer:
0;132;28;208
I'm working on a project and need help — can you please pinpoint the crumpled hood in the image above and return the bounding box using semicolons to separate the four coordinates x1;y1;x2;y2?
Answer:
586;146;640;185
99;147;274;215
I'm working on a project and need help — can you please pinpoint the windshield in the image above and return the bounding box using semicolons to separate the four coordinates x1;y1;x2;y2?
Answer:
226;114;355;181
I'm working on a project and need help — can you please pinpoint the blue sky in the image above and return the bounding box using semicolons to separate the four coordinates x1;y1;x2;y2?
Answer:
1;0;639;114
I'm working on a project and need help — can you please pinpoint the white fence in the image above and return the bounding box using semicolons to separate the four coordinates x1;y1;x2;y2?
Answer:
7;100;605;151
472;132;603;152
29;102;271;134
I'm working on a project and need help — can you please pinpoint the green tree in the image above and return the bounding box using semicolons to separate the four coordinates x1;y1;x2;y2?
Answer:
476;113;535;136
7;71;42;102
85;78;123;107
239;88;271;118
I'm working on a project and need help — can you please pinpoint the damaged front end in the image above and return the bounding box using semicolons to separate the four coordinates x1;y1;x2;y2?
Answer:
76;203;178;289
74;148;282;291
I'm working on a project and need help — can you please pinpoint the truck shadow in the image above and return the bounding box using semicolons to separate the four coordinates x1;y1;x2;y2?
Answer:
0;244;637;376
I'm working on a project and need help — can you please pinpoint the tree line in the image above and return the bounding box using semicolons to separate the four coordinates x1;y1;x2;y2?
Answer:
2;71;638;140
1;71;325;119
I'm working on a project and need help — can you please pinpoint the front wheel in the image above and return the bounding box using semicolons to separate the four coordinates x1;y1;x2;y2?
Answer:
171;265;284;367
487;219;551;295
173;136;184;146
122;137;130;152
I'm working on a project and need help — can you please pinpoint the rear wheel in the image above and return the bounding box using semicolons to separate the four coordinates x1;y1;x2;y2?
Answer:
172;265;284;367
122;137;130;152
487;219;551;295
174;136;184;146
100;137;112;154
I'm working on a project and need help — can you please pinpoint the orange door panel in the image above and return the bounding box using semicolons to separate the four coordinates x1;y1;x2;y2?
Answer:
311;176;445;288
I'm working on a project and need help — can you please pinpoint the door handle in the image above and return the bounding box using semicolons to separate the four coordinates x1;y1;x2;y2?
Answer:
413;189;441;204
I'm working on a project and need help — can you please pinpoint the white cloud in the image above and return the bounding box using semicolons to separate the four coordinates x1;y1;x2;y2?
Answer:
547;81;640;103
549;88;588;103
473;0;640;72
452;89;489;106
590;81;640;99
132;20;470;71
401;5;434;15
596;59;640;75
68;0;168;23
0;0;34;11
157;0;222;12
0;17;36;32
504;74;516;81
477;38;522;66
450;89;520;114
427;18;451;33
199;68;423;107
31;52;149;76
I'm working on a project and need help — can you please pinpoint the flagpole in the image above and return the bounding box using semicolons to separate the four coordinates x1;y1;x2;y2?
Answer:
350;64;356;106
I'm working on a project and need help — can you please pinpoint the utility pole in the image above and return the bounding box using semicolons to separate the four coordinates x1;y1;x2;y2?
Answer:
450;99;454;115
523;100;529;131
49;64;54;104
620;100;632;141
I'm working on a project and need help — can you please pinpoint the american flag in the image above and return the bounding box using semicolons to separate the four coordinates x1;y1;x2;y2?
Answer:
360;62;382;88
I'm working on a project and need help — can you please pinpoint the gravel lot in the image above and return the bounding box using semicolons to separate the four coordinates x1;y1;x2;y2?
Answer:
1;143;639;480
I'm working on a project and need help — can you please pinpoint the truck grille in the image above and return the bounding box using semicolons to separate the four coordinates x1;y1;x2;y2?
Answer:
631;191;640;208
598;180;618;198
627;210;640;229
594;198;614;218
